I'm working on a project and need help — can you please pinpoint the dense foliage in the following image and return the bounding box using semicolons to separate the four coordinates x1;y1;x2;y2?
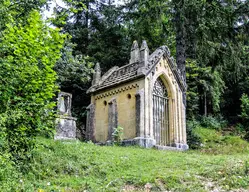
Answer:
0;4;65;163
240;94;249;140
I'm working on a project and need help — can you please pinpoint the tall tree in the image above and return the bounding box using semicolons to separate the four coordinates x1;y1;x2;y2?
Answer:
125;0;175;53
172;0;186;81
183;0;249;117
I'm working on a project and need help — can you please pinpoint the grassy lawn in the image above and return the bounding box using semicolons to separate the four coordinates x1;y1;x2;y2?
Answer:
10;130;248;192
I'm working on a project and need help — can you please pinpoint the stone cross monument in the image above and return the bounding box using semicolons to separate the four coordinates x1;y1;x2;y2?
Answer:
55;92;77;140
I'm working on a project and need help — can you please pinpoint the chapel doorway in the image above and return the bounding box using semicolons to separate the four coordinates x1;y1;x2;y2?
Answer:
153;77;170;145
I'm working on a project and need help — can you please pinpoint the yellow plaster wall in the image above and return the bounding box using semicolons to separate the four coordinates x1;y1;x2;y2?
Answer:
93;79;144;142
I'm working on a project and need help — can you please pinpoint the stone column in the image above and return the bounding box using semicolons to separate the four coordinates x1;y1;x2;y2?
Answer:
168;97;174;145
86;103;96;142
92;63;101;86
144;76;154;138
107;98;118;141
135;89;145;137
178;89;182;143
129;40;140;64
182;105;187;144
172;98;177;146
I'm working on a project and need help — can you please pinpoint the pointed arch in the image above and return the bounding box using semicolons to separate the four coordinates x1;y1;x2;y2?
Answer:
152;71;176;100
152;75;171;145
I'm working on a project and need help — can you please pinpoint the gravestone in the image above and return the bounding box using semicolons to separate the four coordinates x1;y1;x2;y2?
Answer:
55;92;77;140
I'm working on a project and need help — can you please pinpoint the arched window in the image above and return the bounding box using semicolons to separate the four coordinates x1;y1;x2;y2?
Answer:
153;77;170;145
153;78;168;97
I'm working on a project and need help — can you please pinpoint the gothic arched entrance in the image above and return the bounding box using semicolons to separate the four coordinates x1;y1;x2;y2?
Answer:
153;77;170;145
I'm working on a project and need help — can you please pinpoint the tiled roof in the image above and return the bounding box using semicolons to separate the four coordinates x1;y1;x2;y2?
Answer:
87;42;186;94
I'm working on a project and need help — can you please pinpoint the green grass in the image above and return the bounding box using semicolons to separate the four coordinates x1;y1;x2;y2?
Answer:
194;127;249;154
5;135;248;192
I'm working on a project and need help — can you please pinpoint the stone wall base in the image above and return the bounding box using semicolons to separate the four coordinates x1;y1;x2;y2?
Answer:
155;143;189;151
122;137;156;148
101;137;189;151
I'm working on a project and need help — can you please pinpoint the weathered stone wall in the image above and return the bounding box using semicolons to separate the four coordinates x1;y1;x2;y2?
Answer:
92;79;144;142
55;92;77;140
55;116;77;140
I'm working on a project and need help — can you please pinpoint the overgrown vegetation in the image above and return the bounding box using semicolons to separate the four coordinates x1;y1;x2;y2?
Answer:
0;8;65;164
240;94;249;140
112;126;124;145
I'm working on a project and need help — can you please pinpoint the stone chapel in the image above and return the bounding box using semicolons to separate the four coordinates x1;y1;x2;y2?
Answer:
86;40;188;150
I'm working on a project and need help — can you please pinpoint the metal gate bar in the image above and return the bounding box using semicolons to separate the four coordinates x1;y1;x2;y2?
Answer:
153;94;169;145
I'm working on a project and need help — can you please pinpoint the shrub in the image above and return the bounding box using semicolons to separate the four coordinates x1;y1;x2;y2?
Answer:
186;120;202;149
193;127;249;154
240;93;249;140
112;126;124;145
0;153;20;191
199;115;227;130
0;11;65;164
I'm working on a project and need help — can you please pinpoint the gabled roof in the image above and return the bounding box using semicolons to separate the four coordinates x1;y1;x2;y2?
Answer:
87;41;186;94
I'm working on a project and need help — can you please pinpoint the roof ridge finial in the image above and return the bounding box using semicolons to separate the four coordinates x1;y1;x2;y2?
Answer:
131;40;139;51
140;40;149;67
95;62;101;71
130;40;140;64
92;62;101;86
140;40;149;51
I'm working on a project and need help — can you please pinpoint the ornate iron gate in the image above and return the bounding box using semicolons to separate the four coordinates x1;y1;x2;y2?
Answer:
153;78;170;145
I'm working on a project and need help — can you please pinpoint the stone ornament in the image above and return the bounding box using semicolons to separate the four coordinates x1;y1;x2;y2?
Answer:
55;92;77;140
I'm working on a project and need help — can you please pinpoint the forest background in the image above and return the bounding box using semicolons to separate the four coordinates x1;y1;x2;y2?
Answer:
0;0;249;188
50;0;249;141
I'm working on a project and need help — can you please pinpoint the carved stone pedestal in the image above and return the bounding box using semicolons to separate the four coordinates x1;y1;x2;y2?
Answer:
55;116;77;140
55;92;77;140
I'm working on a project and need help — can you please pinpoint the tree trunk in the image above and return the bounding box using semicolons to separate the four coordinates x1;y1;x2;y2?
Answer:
204;92;207;116
173;0;187;104
85;0;90;49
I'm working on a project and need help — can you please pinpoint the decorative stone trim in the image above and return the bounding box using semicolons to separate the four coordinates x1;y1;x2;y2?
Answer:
95;84;139;100
58;92;72;116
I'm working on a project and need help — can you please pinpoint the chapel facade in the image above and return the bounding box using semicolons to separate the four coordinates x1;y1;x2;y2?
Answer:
86;40;188;150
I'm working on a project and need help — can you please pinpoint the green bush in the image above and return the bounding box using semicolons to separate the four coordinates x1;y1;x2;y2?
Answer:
0;11;65;164
199;115;227;130
186;120;202;149
112;126;124;145
193;127;249;154
0;153;20;191
240;93;249;140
